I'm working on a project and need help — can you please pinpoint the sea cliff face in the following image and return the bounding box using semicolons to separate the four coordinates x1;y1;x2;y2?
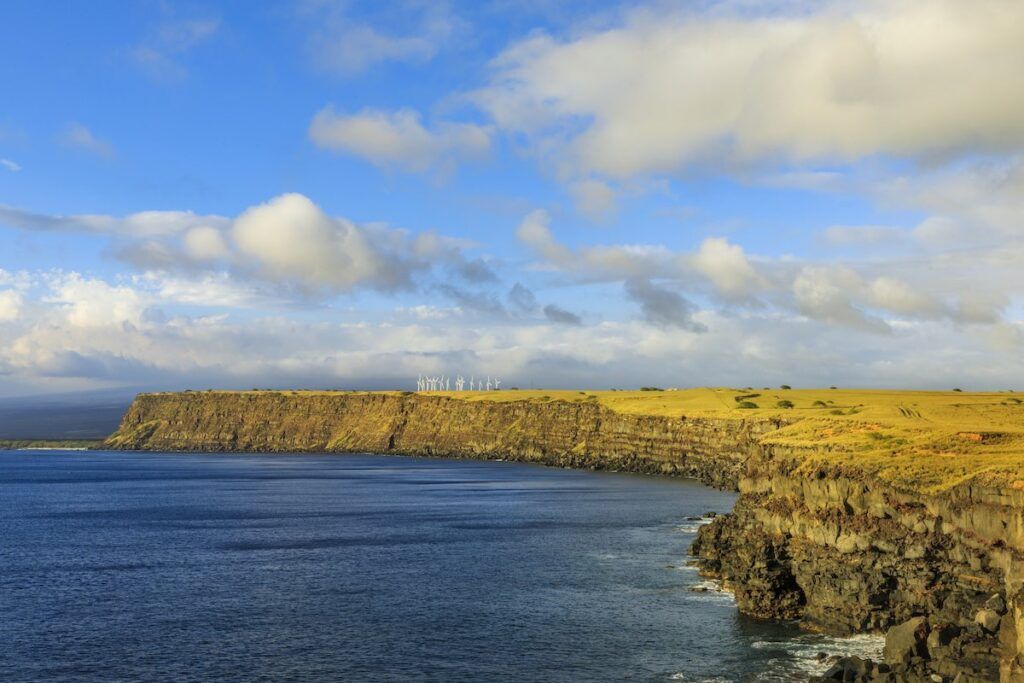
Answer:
106;391;1024;681
104;391;782;489
693;448;1024;682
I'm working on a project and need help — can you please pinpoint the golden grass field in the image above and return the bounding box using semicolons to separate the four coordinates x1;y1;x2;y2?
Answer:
201;387;1024;493
466;387;1024;493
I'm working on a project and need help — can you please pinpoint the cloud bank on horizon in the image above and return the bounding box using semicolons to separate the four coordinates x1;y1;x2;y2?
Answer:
1;0;1022;396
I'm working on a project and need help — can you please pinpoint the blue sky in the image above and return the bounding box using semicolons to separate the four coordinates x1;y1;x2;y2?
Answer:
1;0;1022;396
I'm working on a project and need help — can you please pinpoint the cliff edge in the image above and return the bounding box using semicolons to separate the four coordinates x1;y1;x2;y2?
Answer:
106;388;1024;681
104;390;784;489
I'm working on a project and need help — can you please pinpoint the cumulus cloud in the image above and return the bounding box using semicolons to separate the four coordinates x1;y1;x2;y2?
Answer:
45;274;146;328
792;266;888;333
515;210;573;265
624;278;705;332
232;193;425;292
309;107;491;173
474;0;1024;179
0;289;22;322
0;194;487;298
867;277;946;320
689;237;763;302
58;123;115;158
516;210;764;300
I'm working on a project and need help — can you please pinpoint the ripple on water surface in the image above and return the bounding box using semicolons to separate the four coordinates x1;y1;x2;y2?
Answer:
2;450;879;681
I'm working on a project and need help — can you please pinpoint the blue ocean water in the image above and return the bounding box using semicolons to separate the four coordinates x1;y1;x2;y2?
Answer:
0;451;881;682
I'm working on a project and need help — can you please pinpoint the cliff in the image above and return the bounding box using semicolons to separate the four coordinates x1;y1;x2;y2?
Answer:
692;447;1024;682
106;388;1024;681
105;391;784;489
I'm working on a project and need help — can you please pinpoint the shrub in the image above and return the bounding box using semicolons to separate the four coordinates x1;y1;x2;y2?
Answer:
829;386;837;389
812;400;827;407
776;399;795;409
737;401;759;409
734;393;761;402
830;409;844;415
780;384;792;390
640;386;664;391
953;388;963;392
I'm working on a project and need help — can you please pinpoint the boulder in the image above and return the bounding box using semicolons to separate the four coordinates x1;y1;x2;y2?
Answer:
974;608;1001;633
884;616;929;664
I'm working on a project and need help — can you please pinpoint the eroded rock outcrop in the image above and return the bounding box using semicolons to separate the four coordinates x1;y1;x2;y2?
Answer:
693;448;1024;681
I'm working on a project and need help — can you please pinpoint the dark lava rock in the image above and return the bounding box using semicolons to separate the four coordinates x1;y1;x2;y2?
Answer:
813;655;891;682
884;616;929;664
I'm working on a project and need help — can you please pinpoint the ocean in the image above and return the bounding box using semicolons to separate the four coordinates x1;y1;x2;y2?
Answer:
0;451;882;681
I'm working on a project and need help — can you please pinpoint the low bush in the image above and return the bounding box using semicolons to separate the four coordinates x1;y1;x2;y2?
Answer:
776;399;795;409
737;401;759;409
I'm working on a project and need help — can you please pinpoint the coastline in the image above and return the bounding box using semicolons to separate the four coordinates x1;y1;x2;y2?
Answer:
104;389;1024;682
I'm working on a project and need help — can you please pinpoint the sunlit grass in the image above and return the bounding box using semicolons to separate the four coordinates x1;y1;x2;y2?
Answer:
171;387;1024;493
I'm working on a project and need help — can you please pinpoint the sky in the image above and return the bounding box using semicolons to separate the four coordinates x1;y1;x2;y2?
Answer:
1;0;1023;397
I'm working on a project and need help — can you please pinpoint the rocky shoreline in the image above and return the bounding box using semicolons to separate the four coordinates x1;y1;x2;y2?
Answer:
105;391;1024;681
691;449;1022;682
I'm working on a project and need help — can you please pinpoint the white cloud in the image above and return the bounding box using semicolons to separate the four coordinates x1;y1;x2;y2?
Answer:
1;158;20;172
0;194;477;296
1;269;1023;395
57;123;115;158
515;210;573;265
183;226;230;261
306;3;457;75
232;193;427;292
867;277;945;319
309;107;491;173
792;266;888;333
689;237;763;302
474;0;1024;179
45;273;146;328
0;289;22;322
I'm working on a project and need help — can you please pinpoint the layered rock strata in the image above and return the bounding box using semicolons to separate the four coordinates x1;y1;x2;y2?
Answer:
693;448;1024;682
107;391;1024;681
104;391;782;489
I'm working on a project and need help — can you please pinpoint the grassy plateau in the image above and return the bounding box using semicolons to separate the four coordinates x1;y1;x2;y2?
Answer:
164;387;1024;493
